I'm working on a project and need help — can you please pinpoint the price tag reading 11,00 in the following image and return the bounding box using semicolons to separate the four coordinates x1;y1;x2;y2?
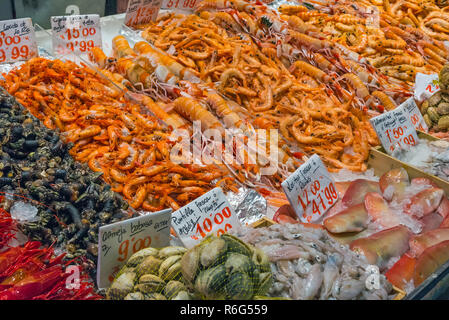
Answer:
0;18;37;64
51;14;102;55
282;154;339;223
171;187;241;248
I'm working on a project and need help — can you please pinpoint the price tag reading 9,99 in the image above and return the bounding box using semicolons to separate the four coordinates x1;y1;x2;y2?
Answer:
282;154;339;223
370;104;420;155
0;18;37;64
125;0;162;27
97;208;172;289
171;187;241;248
51;14;102;55
162;0;197;11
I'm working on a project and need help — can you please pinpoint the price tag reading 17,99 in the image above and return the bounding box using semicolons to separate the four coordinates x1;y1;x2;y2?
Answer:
282;154;339;223
370;104;420;155
0;18;38;64
161;0;197;11
51;14;102;55
171;187;241;248
125;0;162;27
97;208;172;289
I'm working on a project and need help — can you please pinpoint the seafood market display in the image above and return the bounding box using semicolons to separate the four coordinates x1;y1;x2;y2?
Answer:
233;223;394;300
1;0;449;301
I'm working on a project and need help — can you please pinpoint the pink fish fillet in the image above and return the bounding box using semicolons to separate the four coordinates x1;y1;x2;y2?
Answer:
323;203;368;233
403;188;444;218
379;168;409;201
364;192;401;228
409;228;449;257
342;179;380;207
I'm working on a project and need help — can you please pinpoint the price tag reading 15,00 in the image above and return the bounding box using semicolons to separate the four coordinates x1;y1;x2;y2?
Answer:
171;187;241;248
0;18;38;64
51;14;102;55
282;154;339;223
97;208;172;289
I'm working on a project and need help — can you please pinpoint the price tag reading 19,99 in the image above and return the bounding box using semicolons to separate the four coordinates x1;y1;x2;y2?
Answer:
97;208;172;289
0;18;37;64
282;154;339;223
370;104;420;155
171;187;241;248
51;14;102;55
125;0;162;27
161;0;197;11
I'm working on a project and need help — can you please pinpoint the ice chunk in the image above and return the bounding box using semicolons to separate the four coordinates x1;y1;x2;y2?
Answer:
10;201;38;222
331;168;379;182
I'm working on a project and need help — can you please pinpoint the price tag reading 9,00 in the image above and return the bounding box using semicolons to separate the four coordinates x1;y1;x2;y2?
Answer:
282;154;339;223
51;14;102;55
0;18;37;64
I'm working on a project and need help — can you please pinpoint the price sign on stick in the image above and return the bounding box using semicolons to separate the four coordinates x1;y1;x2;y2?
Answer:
370;105;420;155
0;18;37;64
414;72;440;103
97;208;172;289
401;97;428;133
162;0;197;11
51;15;102;55
282;154;339;223
125;0;162;27
171;187;241;248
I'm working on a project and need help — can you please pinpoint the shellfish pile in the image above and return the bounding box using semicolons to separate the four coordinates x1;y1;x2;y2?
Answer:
0;91;133;278
232;224;394;300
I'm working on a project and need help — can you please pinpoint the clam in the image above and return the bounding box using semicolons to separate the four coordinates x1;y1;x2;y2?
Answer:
200;237;227;268
158;246;187;259
144;293;167;300
172;290;192;300
135;274;165;293
127;247;159;267
195;265;227;299
124;292;145;300
226;272;254;300
135;255;162;277
225;253;255;275
181;245;201;284
256;272;273;296
252;247;271;273
221;234;252;256
159;255;182;281
164;280;186;299
106;271;136;300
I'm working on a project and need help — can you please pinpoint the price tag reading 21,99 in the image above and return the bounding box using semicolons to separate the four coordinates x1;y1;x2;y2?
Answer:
51;14;102;55
171;187;241;248
282;154;339;223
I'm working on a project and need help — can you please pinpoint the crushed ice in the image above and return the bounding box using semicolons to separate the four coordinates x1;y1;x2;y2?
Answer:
10;201;39;222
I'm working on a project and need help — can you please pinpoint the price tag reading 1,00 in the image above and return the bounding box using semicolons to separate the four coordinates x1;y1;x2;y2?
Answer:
171;187;241;248
0;18;37;64
51;14;102;55
282;154;339;223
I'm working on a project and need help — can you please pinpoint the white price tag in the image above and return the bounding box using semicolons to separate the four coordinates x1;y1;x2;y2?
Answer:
414;73;440;103
51;14;102;55
401;97;428;133
281;154;339;223
0;18;37;64
125;0;162;27
370;105;419;155
161;0;198;11
171;187;240;248
97;208;172;289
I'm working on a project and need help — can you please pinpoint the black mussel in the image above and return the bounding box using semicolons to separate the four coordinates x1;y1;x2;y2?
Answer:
23;140;39;151
54;169;66;180
0;177;12;187
20;170;33;181
11;126;23;138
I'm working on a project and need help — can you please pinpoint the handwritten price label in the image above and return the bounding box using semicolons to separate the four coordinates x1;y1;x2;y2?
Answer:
125;0;162;27
401;97;428;133
96;208;172;289
51;14;102;55
370;105;419;155
414;72;440;103
171;187;240;248
0;18;37;64
282;154;339;223
162;0;197;11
